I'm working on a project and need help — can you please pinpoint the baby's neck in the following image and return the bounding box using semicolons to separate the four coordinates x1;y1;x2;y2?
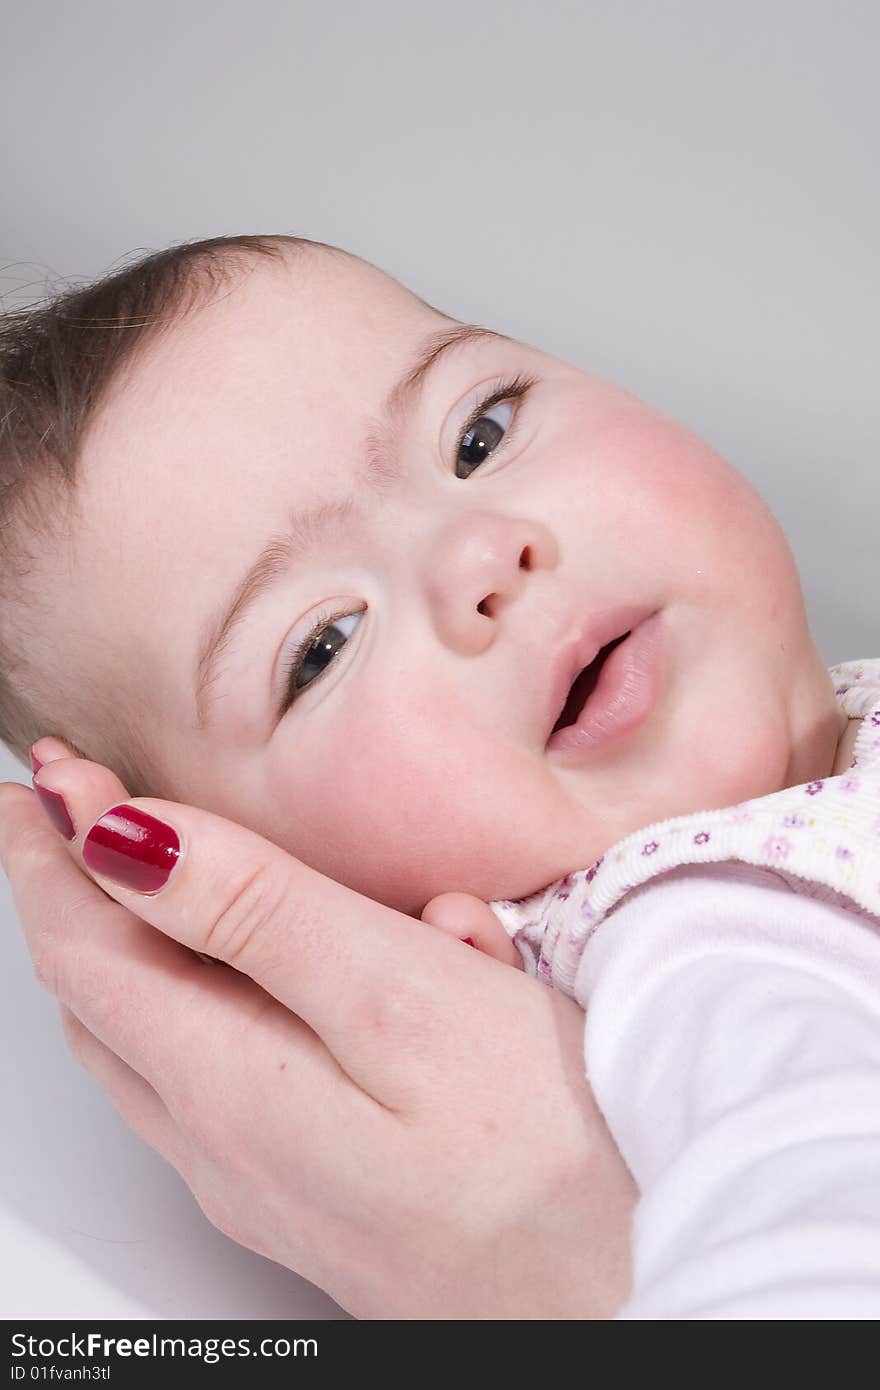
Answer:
781;649;853;789
830;716;861;776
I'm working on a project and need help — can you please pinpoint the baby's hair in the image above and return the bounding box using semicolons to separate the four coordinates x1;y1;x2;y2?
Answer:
0;232;361;793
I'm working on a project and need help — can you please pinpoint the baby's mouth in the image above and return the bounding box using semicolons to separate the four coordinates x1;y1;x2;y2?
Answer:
550;632;630;735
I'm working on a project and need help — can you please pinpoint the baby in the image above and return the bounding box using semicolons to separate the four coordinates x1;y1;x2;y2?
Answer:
0;234;858;910
5;234;880;1316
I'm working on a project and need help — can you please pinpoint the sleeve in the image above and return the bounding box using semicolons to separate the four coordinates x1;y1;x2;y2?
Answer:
574;860;880;1319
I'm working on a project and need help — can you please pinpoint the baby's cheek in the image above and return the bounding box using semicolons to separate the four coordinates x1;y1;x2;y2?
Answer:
270;676;572;915
311;713;474;907
284;691;519;913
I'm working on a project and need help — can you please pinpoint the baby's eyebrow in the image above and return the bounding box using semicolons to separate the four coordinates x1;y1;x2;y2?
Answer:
193;321;512;730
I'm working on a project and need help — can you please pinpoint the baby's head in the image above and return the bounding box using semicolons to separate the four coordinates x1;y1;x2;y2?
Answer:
0;234;845;916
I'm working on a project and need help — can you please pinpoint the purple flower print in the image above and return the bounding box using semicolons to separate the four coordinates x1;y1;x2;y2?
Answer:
761;834;793;863
835;846;854;862
585;857;604;883
693;831;710;845
642;840;660;856
783;814;807;829
805;781;824;796
557;873;575;902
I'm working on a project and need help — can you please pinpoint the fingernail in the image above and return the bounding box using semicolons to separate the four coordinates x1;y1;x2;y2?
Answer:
83;805;180;894
29;747;43;775
32;777;76;840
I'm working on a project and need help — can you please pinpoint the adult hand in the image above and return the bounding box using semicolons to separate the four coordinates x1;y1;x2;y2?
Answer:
0;743;635;1320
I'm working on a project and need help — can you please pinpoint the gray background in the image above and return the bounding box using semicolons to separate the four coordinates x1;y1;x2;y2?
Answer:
1;0;876;1319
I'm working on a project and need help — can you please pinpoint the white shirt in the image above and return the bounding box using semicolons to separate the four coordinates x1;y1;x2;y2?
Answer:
581;860;880;1319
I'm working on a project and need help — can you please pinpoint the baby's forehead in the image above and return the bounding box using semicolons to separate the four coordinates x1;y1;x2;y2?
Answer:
79;252;435;538
121;250;425;414
196;248;415;346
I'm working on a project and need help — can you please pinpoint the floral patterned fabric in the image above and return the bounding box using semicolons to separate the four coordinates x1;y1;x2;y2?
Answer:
489;658;880;998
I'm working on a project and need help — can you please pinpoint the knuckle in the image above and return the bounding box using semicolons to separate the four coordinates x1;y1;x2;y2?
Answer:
61;1008;91;1065
183;1103;223;1158
194;1188;247;1248
0;782;33;849
31;945;60;997
164;1066;228;1158
28;888;102;1000
8;818;54;880
202;860;288;966
59;1004;80;1044
77;965;128;1036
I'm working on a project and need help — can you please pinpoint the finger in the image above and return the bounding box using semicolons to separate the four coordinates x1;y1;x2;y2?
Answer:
420;893;482;944
21;755;218;968
57;1002;190;1178
0;782;42;879
3;763;206;976
28;736;81;773
421;893;524;969
29;759;498;1090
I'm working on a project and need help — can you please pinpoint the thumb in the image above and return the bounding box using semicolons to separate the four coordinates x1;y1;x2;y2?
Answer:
421;892;523;970
27;756;486;1079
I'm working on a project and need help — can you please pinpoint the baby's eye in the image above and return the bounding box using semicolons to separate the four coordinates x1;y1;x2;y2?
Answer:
454;373;534;479
456;399;515;479
280;610;362;714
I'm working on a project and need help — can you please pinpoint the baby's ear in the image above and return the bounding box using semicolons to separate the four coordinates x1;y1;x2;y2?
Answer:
420;892;523;969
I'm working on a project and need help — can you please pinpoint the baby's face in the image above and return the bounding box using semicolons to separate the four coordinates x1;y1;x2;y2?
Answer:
54;249;844;915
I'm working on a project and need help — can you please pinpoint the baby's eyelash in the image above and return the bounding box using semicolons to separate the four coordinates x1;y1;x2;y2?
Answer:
278;372;538;717
455;372;536;462
279;603;354;717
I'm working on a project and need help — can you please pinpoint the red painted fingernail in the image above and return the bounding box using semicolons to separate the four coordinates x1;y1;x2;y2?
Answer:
463;937;476;948
29;747;43;775
32;777;76;840
82;805;180;894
